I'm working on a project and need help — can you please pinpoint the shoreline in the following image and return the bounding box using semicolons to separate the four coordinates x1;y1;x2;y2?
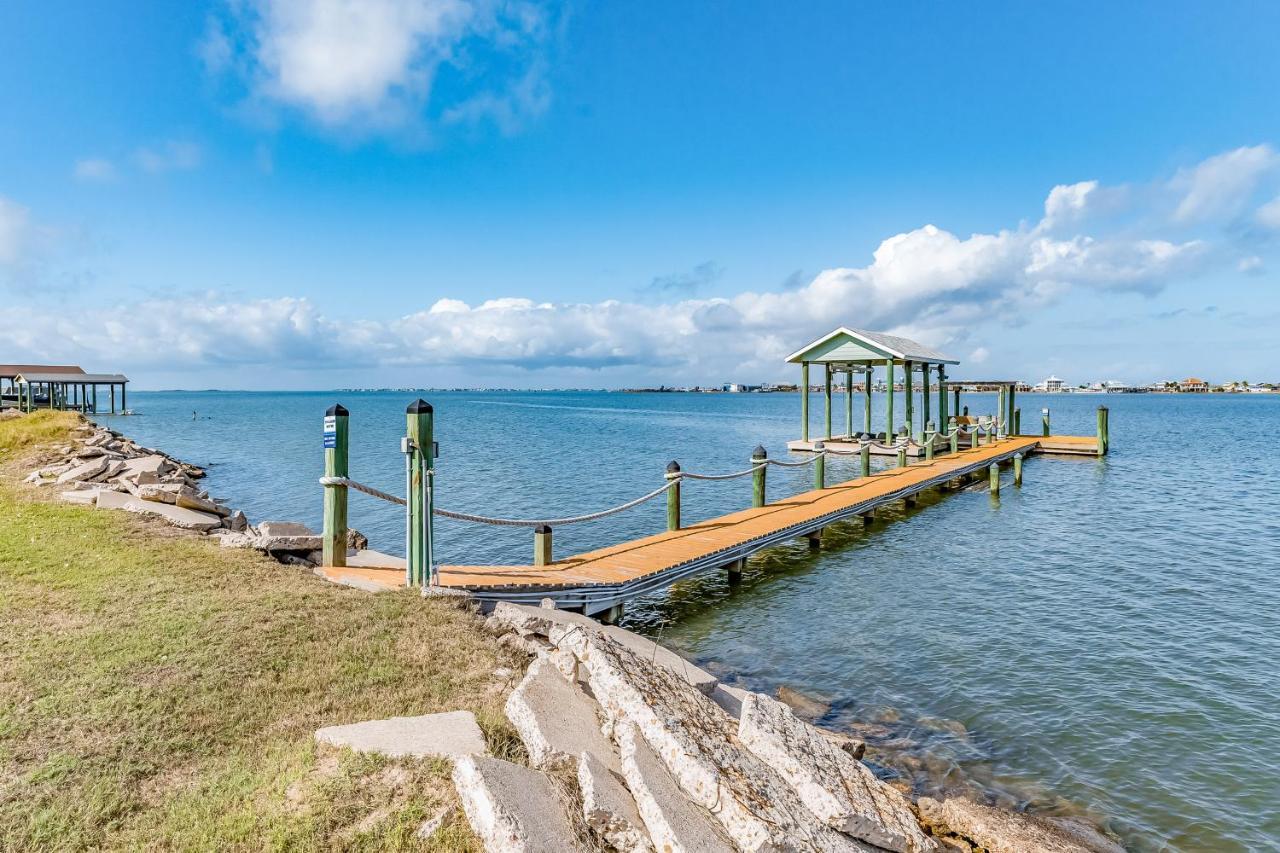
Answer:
3;408;1131;851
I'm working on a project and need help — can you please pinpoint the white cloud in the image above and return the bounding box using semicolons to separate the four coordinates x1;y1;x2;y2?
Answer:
0;196;31;265
1041;181;1099;230
135;141;203;174
73;158;118;182
1257;195;1280;230
1171;144;1280;223
968;347;990;364
1238;255;1264;274
208;0;553;133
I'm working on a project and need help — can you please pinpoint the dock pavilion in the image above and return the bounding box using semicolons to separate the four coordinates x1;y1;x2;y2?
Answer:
784;327;962;456
2;364;129;414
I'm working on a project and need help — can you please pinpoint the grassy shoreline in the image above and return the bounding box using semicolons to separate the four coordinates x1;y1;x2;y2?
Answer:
0;412;516;850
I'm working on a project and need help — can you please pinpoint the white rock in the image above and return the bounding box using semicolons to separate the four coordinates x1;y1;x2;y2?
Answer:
917;797;1124;853
55;457;108;485
709;683;750;719
578;749;652;853
453;755;585;853
739;692;936;852
601;624;718;695
95;489;223;531
505;657;615;771
492;600;602;637
315;710;486;759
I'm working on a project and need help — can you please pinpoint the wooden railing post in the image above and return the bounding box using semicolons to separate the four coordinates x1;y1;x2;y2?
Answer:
897;428;908;468
321;404;350;567
989;462;1000;496
860;442;871;477
534;525;552;566
406;399;435;587
949;417;959;455
1013;452;1024;486
665;461;681;531
813;442;825;489
751;446;767;507
924;422;935;461
1042;407;1051;437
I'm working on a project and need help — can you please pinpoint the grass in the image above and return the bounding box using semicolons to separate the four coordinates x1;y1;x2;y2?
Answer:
0;412;523;850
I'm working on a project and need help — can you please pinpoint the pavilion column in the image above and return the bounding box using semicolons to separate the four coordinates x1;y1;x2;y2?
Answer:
904;360;914;441
92;385;98;413
844;370;853;438
953;385;960;420
121;383;126;412
1008;384;1017;433
938;366;949;434
863;367;873;435
922;363;931;442
823;364;833;439
885;359;895;438
800;362;810;442
110;384;116;414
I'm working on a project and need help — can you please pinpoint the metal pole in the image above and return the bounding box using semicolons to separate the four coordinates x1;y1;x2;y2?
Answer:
406;399;434;587
403;436;414;587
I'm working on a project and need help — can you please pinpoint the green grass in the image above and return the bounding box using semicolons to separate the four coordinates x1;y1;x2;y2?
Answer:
0;413;521;850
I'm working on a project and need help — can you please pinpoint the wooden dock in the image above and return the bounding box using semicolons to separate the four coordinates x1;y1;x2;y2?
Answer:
324;434;1101;613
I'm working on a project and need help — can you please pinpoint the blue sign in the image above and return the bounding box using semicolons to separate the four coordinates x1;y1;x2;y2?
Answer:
323;433;336;449
323;415;337;448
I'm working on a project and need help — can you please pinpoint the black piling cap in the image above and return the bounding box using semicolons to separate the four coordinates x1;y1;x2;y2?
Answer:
752;445;767;459
813;441;824;450
406;398;433;414
535;524;552;534
326;403;349;417
666;460;681;473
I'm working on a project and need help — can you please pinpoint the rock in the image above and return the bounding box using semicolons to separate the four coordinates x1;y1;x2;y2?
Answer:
600;625;718;696
505;657;615;771
256;520;322;552
498;632;554;656
553;627;867;852
346;528;368;550
55;457;108;485
215;531;256;548
492;600;604;637
95;489;224;532
226;510;248;532
777;684;831;719
415;807;450;840
119;454;173;478
315;710;486;759
615;722;733;853
916;797;1124;853
453;755;585;853
134;469;160;486
58;489;100;505
176;492;230;517
138;484;181;504
73;446;106;458
709;683;750;719
738;692;936;852
577;750;651;853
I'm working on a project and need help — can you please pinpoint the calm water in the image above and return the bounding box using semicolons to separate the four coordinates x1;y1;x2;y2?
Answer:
98;391;1279;851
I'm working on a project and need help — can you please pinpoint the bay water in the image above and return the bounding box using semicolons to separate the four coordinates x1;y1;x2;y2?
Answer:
96;391;1280;851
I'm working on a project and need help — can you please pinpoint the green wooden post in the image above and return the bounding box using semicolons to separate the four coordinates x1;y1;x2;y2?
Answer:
534;525;553;566
925;421;935;461
1008;385;1017;433
666;461;681;531
897;429;908;467
953;386;960;421
1014;407;1021;435
844;370;853;438
860;442;871;477
120;383;126;413
1042;407;1051;437
938;366;948;433
321;404;350;567
1097;405;1109;455
110;384;116;414
904;360;914;441
800;362;810;442
885;359;895;439
92;384;97;414
1013;452;1023;486
949;417;959;454
863;367;873;435
989;462;1000;496
823;364;832;439
921;363;931;443
996;387;1006;437
813;442;825;490
406;399;434;587
751;446;767;507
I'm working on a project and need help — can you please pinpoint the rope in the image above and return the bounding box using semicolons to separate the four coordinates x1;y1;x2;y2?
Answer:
433;478;677;527
319;476;406;506
766;455;822;468
680;463;767;481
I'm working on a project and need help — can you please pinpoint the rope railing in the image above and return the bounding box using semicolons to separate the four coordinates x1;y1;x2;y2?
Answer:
680;463;766;481
320;475;406;506
433;478;677;528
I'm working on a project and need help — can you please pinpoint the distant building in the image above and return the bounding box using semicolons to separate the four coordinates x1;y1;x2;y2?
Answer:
1033;375;1065;393
721;383;762;393
1179;377;1209;393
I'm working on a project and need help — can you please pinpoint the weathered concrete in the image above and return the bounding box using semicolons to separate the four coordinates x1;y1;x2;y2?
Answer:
492;600;602;637
600;625;718;696
55;457;108;485
916;797;1124;853
709;683;750;719
315;710;486;759
615;722;733;853
57;488;100;505
119;454;173;478
93;489;222;531
175;491;229;517
345;548;406;569
739;692;936;852
553;627;868;851
255;520;323;552
505;657;615;771
577;750;651;853
453;755;585;853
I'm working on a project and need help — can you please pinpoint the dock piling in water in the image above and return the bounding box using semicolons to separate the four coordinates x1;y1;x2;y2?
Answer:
1097;405;1109;455
989;462;1000;496
533;525;553;566
665;461;681;531
1042;407;1051;437
406;399;435;587
1014;452;1024;486
860;443;871;477
752;446;767;508
321;404;350;568
813;442;825;489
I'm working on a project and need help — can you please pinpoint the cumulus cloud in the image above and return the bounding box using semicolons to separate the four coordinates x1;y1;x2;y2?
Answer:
73;158;118;182
1257;195;1280;230
205;0;554;134
1170;144;1280;223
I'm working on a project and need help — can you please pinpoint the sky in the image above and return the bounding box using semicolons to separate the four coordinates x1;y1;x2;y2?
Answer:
2;1;1279;389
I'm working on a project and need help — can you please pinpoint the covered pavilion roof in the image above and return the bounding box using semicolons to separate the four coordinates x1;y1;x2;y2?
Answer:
15;372;128;384
785;327;958;366
0;364;85;379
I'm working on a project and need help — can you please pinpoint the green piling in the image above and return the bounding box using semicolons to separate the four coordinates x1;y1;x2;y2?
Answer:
989;462;1000;496
1013;452;1023;486
321;404;350;568
885;359;895;439
406;399;435;587
904;360;914;441
1014;407;1021;435
1097;405;1109;455
824;365;833;439
1042;407;1051;437
860;442;871;478
949;417;959;454
666;461;681;531
845;371;853;438
533;525;553;566
800;363;810;442
751;446;767;508
813;442;825;489
863;367;873;435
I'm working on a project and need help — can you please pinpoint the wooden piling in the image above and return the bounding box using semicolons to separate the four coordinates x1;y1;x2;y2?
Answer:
321;404;350;568
989;462;1000;496
904;360;915;441
406;399;435;587
1013;452;1023;485
813;442;825;490
824;365;833;439
666;461;681;531
863;367;873;435
1014;407;1021;435
949;417;959;455
925;421;935;461
860;442;871;478
533;525;553;566
752;446;767;508
801;363;810;442
885;359;895;439
845;370;853;438
1042;407;1050;437
1097;405;1109;455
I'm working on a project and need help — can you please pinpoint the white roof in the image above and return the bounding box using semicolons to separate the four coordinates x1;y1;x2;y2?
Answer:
785;327;959;365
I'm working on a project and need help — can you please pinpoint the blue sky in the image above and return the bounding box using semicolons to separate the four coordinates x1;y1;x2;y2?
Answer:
2;1;1279;389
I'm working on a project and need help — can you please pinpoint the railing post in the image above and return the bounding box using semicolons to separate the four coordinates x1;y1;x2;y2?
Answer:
924;421;935;461
989;462;1000;496
751;446;767;508
860;442;871;478
949;417;959;455
1014;407;1021;435
1013;452;1023;486
321;404;350;567
897;428;908;468
665;461;681;531
1042;406;1051;437
813;442;825;489
406;399;435;588
534;525;553;566
1097;405;1109;455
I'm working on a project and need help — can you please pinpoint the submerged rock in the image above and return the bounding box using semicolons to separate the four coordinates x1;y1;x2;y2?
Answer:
777;684;832;719
917;796;1124;853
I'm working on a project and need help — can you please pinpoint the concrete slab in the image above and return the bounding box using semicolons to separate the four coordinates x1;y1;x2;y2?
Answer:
57;489;100;505
709;683;750;719
453;755;585;853
315;710;486;759
492;600;603;637
55;457;108;485
505;657;616;771
601;625;718;695
94;488;222;531
578;750;651;853
346;548;407;569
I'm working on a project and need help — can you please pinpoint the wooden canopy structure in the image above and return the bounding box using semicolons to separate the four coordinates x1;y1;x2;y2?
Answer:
10;369;129;414
785;327;959;443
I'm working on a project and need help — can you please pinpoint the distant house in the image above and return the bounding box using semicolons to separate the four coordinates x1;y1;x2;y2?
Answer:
1179;377;1209;393
1033;375;1065;393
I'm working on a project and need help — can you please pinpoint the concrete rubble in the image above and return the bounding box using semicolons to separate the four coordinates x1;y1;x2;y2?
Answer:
314;710;487;759
916;797;1125;853
453;755;585;853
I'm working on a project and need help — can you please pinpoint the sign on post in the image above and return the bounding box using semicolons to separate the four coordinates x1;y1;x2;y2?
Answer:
323;415;337;448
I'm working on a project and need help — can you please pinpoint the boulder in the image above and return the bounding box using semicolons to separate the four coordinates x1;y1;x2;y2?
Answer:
553;627;869;852
738;692;935;852
225;510;248;532
55;457;108;485
453;755;585;853
215;531;256;548
916;798;1124;853
119;455;173;478
315;710;486;759
777;684;832;719
176;492;230;517
255;520;322;552
505;657;615;771
577;750;651;853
